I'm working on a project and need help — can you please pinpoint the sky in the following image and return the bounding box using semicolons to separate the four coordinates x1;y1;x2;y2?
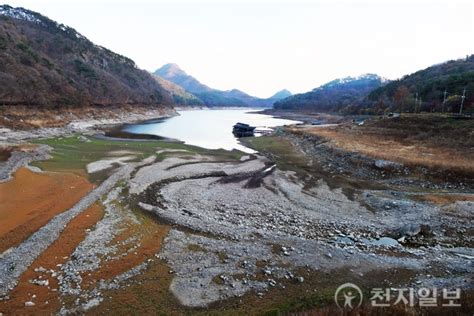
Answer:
4;0;474;98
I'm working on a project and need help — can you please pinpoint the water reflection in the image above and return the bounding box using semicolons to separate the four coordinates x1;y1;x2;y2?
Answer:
123;109;300;152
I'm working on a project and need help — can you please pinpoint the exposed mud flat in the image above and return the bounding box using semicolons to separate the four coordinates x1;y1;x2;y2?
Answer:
0;167;93;252
0;158;151;299
0;203;104;314
0;119;473;314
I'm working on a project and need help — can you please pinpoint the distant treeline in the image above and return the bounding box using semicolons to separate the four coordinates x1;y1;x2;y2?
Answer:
365;55;474;114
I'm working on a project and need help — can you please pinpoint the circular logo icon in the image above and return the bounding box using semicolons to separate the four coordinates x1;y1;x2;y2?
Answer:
334;283;363;310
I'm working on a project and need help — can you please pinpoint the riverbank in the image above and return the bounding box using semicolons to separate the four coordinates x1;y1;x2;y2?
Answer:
284;114;474;188
0;110;473;314
0;105;176;143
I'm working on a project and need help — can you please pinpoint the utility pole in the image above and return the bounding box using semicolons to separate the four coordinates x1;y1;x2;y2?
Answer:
442;90;447;113
459;88;466;115
414;93;418;113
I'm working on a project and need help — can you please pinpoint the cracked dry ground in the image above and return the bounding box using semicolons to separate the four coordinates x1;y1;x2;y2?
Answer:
0;136;473;315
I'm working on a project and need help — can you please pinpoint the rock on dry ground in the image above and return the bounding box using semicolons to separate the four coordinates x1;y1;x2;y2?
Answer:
86;156;137;174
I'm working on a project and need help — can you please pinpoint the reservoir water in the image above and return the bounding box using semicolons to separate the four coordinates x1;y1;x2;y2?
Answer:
123;109;300;152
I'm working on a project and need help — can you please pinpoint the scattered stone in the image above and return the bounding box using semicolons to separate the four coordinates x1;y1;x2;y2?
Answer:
34;267;46;273
263;268;272;276
77;135;90;142
374;160;402;170
30;279;49;287
397;223;421;238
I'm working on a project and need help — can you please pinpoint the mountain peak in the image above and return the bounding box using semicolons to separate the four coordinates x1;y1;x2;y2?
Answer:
270;89;292;100
154;64;213;95
317;73;384;90
155;63;187;77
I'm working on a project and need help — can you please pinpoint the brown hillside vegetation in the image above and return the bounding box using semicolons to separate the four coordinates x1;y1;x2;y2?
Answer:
0;5;172;108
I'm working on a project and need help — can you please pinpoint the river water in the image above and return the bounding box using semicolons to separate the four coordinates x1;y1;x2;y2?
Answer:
123;109;300;152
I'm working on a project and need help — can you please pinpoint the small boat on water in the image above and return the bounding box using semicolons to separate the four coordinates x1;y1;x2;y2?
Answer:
233;122;256;137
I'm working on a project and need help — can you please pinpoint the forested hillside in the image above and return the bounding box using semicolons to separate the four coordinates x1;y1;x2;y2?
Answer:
0;5;172;108
274;74;384;112
365;55;474;114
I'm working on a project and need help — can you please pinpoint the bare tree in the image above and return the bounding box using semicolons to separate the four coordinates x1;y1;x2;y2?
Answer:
394;85;409;114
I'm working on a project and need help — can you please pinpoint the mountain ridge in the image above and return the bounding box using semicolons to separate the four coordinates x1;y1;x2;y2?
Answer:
274;73;385;112
151;74;203;106
273;58;473;114
154;63;289;107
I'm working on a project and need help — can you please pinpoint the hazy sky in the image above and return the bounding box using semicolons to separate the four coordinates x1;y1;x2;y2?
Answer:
4;0;474;97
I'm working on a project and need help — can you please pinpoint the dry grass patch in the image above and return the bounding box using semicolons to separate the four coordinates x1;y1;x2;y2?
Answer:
288;116;474;174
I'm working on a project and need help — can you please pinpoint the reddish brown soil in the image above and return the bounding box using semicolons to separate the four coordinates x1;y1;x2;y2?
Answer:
0;167;94;252
0;203;104;315
81;219;170;292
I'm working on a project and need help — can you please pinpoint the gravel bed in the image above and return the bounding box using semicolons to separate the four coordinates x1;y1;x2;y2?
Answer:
0;144;52;182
